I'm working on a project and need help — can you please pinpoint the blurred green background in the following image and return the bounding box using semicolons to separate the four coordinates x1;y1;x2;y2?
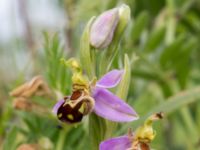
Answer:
1;0;200;149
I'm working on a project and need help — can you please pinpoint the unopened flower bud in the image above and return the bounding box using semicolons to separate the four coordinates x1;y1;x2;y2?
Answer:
90;8;119;49
89;4;131;49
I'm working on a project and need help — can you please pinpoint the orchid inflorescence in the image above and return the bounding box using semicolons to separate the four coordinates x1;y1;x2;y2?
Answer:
10;3;163;150
51;3;163;149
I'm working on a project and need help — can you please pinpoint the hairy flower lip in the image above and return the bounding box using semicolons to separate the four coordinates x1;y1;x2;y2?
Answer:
53;89;95;124
57;100;84;124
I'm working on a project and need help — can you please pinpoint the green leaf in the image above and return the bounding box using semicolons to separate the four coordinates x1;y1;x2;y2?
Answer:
119;86;200;134
139;86;200;126
144;27;165;52
131;11;149;42
159;35;185;68
43;32;69;94
160;35;197;88
150;87;200;115
3;126;18;150
116;54;131;100
174;38;197;88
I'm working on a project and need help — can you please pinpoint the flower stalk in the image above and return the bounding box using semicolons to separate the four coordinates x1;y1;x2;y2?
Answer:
80;17;96;78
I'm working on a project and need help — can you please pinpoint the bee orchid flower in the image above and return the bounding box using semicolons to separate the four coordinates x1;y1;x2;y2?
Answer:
99;112;164;150
52;59;138;124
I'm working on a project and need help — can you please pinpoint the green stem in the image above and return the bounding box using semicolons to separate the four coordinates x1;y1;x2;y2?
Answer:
55;128;68;150
89;114;106;150
91;48;97;77
180;107;198;140
166;0;176;45
99;42;119;75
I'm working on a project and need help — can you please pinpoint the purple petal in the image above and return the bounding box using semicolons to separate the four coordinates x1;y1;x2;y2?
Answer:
97;70;124;88
99;135;131;150
93;88;139;122
52;99;64;114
